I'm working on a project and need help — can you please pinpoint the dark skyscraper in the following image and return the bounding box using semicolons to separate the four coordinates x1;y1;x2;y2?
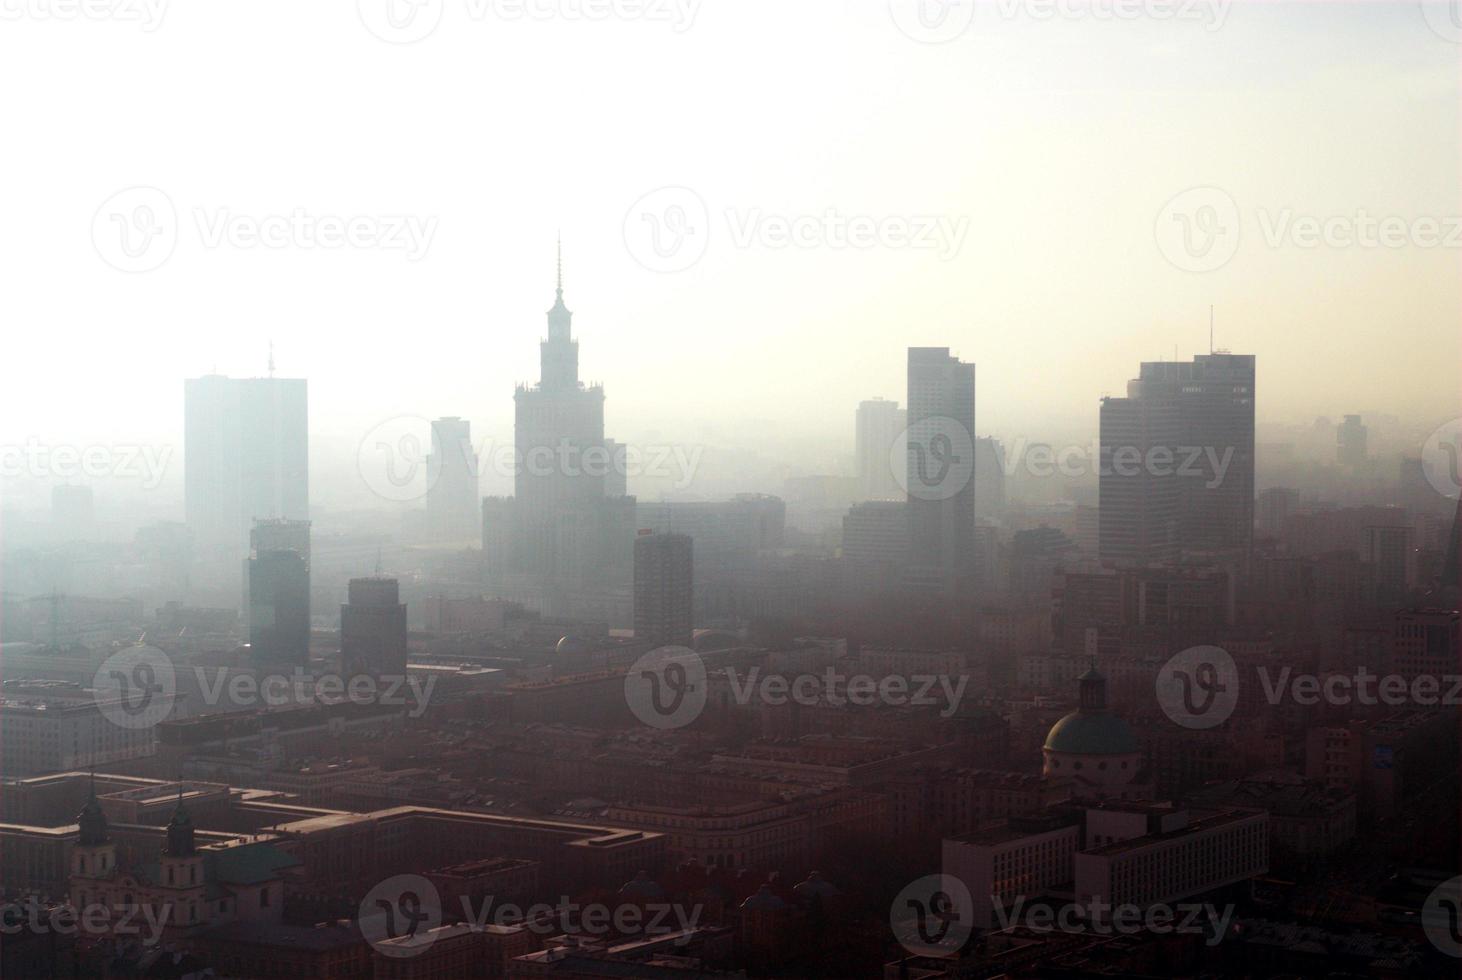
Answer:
184;375;309;557
427;417;480;542
1100;353;1255;565
341;577;408;680
634;531;693;648
1099;383;1182;566
905;347;976;597
247;548;309;669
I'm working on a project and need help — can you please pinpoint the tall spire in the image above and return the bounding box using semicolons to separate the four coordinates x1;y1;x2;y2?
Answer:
556;232;563;298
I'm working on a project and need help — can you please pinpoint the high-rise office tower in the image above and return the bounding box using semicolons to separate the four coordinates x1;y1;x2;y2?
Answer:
634;531;693;648
247;548;309;669
855;398;906;501
1099;381;1182;566
341;577;408;680
184;374;308;564
1100;353;1255;565
244;517;311;611
974;436;1007;519
1337;414;1368;468
905;347;977;597
427;417;480;542
482;245;635;614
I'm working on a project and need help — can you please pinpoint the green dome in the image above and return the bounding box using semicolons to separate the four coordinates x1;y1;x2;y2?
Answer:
1044;710;1138;756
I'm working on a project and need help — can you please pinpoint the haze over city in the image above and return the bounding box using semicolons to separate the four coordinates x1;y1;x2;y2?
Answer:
2;2;1461;978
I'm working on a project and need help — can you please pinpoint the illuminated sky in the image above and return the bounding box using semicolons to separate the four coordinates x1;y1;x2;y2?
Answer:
2;1;1458;507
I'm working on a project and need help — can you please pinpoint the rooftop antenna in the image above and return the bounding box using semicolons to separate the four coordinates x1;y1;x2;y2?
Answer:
268;340;276;379
1209;305;1214;355
374;546;383;577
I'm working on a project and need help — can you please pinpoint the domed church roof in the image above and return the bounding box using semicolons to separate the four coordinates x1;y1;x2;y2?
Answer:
1043;665;1139;756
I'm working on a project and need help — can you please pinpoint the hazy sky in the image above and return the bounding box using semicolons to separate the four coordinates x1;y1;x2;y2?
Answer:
3;1;1458;508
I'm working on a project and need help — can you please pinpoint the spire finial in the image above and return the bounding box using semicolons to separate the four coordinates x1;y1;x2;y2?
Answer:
556;233;563;296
